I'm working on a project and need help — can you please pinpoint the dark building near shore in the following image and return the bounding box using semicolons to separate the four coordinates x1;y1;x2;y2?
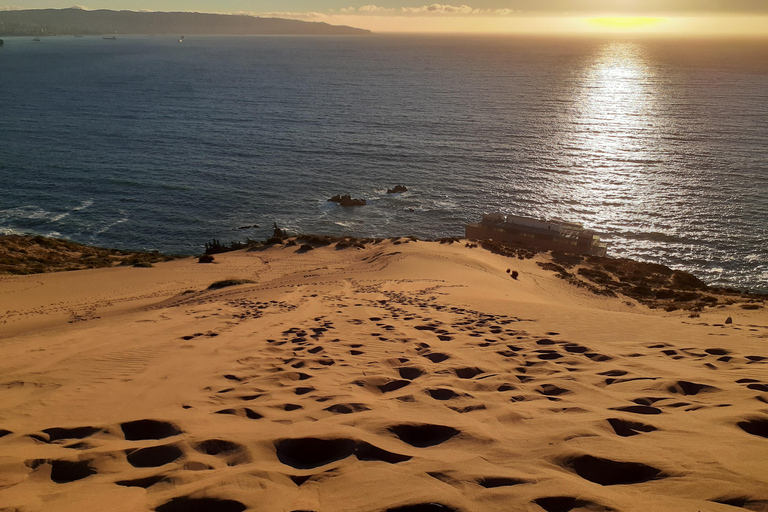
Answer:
466;213;607;256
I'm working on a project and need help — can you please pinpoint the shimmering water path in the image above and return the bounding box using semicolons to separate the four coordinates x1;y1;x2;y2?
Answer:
1;35;766;291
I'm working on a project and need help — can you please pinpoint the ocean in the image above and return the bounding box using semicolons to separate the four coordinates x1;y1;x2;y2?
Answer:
1;34;766;292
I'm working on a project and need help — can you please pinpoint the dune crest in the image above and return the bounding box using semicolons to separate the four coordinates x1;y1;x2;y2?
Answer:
0;239;766;512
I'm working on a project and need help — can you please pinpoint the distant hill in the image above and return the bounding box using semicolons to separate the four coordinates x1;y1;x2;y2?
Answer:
0;8;372;36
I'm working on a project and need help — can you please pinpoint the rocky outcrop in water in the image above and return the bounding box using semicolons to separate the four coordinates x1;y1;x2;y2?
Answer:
387;185;407;194
328;194;366;207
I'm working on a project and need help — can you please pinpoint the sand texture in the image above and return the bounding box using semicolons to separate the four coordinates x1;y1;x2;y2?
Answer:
0;239;766;512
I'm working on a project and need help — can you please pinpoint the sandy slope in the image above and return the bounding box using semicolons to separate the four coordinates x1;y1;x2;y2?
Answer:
0;240;766;512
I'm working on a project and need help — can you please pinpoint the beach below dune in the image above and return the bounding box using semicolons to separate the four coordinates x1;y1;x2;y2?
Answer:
0;238;767;512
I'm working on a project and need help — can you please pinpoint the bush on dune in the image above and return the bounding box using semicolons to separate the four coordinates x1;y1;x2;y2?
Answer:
207;279;255;291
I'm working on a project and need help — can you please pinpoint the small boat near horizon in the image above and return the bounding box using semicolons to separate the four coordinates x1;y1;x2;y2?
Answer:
103;36;117;40
179;35;184;42
32;37;41;42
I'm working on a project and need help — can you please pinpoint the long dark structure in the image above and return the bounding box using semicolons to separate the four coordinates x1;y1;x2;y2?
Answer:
466;213;608;256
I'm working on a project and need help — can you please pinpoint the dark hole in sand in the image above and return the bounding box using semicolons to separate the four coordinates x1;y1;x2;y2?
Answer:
290;474;312;486
244;408;263;419
155;497;246;512
477;477;526;488
427;388;459;400
379;380;411;393
398;367;424;380
612;405;662;415
424;353;450;363
607;418;658;437
276;438;356;469
389;424;460;447
737;418;768;439
324;403;370;414
668;380;717;396
127;444;183;468
50;460;96;483
354;441;412;463
567;455;663;485
712;496;768;509
386;504;458;512
121;419;182;441
533;496;593;512
43;426;100;442
194;439;243;456
116;475;167;488
538;384;570;396
455;367;484;379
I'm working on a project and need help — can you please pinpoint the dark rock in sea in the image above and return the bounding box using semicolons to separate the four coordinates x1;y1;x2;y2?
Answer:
387;185;407;194
328;194;366;207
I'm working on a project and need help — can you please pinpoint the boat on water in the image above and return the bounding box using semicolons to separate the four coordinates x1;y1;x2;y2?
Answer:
32;37;41;42
103;36;117;40
0;39;4;46
179;35;184;42
466;213;608;256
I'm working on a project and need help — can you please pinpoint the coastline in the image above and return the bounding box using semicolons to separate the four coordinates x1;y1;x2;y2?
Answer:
0;235;766;511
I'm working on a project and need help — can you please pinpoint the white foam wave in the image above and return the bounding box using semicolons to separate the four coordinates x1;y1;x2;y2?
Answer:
50;212;71;222
0;205;55;221
95;217;129;235
73;199;94;211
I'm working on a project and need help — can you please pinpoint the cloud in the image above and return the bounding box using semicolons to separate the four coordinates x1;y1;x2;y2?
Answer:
402;4;478;14
246;0;768;22
257;11;328;20
358;5;396;13
365;1;768;16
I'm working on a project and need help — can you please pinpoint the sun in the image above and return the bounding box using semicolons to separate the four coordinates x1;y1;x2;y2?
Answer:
586;16;665;31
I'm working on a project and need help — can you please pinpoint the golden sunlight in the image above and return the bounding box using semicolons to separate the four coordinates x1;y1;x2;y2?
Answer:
586;17;664;31
559;42;665;211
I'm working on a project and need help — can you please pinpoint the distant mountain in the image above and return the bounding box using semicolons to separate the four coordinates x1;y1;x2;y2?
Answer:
0;8;372;36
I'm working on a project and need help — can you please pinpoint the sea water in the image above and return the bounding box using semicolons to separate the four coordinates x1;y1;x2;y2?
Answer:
1;34;766;292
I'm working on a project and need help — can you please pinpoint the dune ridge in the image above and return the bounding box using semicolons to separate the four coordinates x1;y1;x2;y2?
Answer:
0;238;766;512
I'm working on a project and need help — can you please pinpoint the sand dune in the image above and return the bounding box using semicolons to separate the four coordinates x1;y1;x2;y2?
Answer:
0;239;766;512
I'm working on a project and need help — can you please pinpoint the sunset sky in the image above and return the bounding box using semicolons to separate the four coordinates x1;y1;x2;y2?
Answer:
3;0;768;34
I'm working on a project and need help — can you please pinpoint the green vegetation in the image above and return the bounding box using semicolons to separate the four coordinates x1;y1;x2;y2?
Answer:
0;235;181;275
207;279;255;291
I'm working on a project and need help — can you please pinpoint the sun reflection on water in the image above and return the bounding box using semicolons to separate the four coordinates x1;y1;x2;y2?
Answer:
554;41;671;235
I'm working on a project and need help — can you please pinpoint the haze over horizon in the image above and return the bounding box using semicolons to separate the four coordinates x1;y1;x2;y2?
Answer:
2;1;768;35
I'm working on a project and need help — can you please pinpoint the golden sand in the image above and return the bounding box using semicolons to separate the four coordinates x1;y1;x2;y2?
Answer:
0;239;766;512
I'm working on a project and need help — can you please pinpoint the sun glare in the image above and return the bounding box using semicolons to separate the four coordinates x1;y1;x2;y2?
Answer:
587;17;664;31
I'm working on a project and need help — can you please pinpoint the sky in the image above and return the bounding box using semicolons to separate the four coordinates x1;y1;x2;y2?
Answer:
3;0;768;34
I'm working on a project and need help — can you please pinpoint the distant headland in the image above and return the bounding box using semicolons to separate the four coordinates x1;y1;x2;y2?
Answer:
0;8;372;37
